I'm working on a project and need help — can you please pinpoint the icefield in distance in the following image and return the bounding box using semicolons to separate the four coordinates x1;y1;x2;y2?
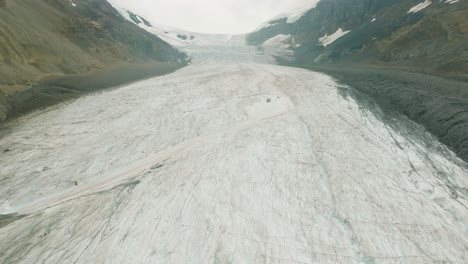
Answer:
0;35;467;264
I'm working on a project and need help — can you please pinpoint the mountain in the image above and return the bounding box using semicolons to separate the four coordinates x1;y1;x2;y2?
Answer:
0;0;187;122
106;2;242;50
248;0;468;161
105;2;198;47
248;0;467;79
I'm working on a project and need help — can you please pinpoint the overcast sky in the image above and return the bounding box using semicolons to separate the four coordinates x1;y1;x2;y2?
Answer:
109;0;318;34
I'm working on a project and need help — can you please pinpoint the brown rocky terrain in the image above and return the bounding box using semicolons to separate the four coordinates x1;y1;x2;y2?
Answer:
0;0;187;122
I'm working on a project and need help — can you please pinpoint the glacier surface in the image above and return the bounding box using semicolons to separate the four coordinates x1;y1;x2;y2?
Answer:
0;35;467;264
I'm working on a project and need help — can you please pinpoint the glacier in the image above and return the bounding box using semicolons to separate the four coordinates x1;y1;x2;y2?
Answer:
0;34;467;264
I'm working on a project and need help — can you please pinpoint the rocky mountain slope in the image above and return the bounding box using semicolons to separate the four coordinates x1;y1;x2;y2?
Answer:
0;0;187;122
248;0;468;161
248;0;467;79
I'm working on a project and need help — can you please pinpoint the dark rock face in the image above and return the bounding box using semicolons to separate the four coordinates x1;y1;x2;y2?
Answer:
247;0;400;45
247;0;468;79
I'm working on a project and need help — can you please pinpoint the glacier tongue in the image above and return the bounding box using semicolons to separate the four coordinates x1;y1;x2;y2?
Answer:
0;37;467;264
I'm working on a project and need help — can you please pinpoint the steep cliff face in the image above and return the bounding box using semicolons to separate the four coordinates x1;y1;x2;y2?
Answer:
0;0;187;122
247;0;468;79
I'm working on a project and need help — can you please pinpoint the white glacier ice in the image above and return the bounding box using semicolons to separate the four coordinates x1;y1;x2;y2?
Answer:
0;31;467;264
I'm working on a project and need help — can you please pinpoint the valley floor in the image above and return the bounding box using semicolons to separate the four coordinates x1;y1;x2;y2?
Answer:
0;41;467;263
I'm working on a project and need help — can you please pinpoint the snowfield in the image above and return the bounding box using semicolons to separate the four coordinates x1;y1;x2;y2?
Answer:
0;36;467;264
408;1;432;14
319;28;352;47
262;34;291;48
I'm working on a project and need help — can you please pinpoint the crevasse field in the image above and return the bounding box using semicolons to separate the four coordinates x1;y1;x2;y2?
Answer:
0;35;467;264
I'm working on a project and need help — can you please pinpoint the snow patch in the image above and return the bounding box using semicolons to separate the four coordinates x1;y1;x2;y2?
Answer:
262;34;291;48
319;28;351;47
408;0;432;13
445;0;460;4
69;0;76;7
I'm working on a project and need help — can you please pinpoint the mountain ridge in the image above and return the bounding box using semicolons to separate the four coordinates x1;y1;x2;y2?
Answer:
247;0;468;161
0;0;187;123
247;0;467;79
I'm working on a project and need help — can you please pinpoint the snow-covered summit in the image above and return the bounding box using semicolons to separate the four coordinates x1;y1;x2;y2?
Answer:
253;0;321;32
107;0;236;48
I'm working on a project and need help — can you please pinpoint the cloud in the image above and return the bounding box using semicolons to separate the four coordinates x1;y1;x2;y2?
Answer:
108;0;318;34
